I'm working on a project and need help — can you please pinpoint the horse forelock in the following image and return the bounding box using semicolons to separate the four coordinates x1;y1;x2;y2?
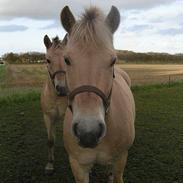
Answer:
69;7;113;50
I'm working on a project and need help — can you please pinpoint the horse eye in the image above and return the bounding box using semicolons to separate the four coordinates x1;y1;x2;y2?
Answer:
64;57;71;66
110;57;117;66
46;59;51;64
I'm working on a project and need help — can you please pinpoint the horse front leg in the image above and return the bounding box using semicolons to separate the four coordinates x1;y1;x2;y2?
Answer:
69;156;92;183
44;114;56;175
108;151;128;183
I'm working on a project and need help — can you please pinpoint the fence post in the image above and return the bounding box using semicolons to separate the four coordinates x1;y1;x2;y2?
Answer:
168;75;171;87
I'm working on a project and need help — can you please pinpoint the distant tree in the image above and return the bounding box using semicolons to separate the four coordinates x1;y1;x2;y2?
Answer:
2;52;19;64
2;52;45;64
2;50;183;64
116;50;183;64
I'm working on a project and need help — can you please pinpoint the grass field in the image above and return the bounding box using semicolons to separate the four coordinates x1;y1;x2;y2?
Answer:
1;64;183;88
120;64;183;85
0;65;6;84
0;83;183;183
0;64;183;182
4;64;46;87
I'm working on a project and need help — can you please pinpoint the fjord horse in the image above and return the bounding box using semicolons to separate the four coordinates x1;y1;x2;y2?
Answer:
41;35;68;174
61;6;135;183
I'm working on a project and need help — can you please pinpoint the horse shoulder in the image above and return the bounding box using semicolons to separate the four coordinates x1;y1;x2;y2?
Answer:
106;72;135;149
114;66;131;87
41;81;59;116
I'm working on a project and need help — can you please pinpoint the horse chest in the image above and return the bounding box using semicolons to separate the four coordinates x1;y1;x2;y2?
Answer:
57;104;66;116
77;149;112;165
96;151;113;165
56;98;67;116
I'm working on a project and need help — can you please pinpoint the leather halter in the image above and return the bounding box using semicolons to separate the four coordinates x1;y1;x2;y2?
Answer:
48;69;66;87
68;67;115;113
68;85;112;113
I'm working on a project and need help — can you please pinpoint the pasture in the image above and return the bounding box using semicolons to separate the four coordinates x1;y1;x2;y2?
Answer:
0;82;183;183
120;64;183;85
0;64;183;182
1;64;183;89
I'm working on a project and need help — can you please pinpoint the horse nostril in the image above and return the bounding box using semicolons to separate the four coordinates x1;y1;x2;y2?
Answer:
98;123;105;139
79;132;98;148
73;123;79;137
55;85;67;96
55;85;60;92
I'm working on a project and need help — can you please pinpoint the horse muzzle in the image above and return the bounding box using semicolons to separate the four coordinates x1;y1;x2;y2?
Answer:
72;120;106;148
55;85;67;96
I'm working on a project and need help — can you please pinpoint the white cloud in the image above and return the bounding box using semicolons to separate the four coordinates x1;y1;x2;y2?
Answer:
114;31;183;54
0;0;175;20
114;0;183;53
0;25;66;55
0;0;182;55
0;25;28;32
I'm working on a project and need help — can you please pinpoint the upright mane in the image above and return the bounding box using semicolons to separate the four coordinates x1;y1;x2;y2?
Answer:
70;7;113;49
52;36;64;49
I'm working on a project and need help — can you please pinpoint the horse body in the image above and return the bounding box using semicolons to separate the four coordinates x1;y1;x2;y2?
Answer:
41;79;67;117
41;35;131;177
41;76;67;175
60;6;135;183
63;71;135;166
115;66;131;87
41;35;68;174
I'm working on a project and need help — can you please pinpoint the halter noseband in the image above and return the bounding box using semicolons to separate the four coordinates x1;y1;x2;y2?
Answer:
48;69;66;87
68;85;112;113
67;66;115;113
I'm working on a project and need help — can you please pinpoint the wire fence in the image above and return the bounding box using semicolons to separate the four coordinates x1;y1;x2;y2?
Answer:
131;74;183;86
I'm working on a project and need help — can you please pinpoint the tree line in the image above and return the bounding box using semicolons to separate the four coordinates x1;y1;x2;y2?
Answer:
117;50;183;64
1;51;183;64
1;52;45;64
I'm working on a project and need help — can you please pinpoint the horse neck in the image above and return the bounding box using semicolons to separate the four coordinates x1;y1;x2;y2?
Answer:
46;73;56;96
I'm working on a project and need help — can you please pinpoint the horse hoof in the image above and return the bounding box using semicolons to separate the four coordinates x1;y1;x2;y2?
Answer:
45;163;54;176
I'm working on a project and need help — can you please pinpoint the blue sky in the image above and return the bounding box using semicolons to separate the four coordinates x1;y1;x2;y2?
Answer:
0;0;183;56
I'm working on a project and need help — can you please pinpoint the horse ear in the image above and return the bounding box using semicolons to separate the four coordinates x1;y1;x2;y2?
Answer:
62;33;68;46
105;6;120;34
44;35;52;49
60;6;76;33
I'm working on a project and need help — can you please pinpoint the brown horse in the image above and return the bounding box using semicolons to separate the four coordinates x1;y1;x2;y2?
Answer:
41;34;68;174
61;6;135;183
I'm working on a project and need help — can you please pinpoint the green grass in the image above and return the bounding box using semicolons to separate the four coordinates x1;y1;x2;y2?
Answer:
0;83;183;183
0;65;6;84
0;87;40;104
